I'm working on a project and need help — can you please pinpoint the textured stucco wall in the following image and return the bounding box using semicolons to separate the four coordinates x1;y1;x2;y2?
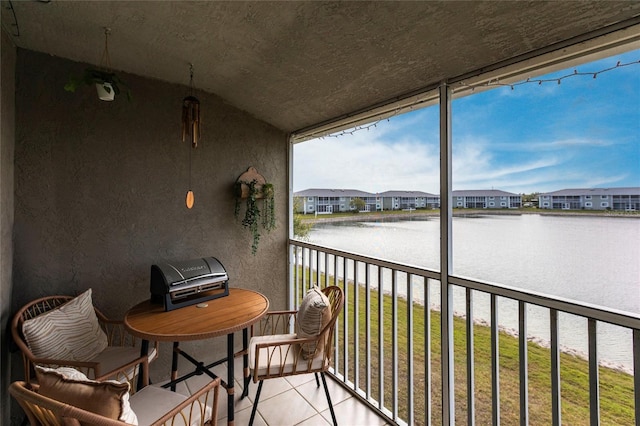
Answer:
11;50;289;392
1;29;16;426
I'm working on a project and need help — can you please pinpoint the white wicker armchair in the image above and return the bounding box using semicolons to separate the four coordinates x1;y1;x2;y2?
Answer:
248;285;344;426
12;292;159;385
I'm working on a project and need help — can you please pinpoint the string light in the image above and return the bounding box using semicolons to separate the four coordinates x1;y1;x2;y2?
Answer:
310;108;404;140
457;59;639;92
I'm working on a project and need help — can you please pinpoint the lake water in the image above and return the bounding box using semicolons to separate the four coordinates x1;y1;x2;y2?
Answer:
307;214;640;373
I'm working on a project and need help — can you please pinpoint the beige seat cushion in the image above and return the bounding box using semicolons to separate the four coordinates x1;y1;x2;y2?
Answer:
249;334;328;378
35;366;138;424
22;289;108;362
296;287;332;358
130;385;211;426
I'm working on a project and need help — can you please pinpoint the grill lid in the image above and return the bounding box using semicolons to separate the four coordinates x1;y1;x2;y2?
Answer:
150;257;229;311
157;257;227;287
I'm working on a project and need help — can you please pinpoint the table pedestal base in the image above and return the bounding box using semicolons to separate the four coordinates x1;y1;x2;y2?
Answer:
160;329;251;425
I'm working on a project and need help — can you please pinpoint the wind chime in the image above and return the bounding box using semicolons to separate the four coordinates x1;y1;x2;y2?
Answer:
182;64;200;209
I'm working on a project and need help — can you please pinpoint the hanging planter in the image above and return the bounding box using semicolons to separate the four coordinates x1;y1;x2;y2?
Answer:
65;68;131;101
63;28;131;102
95;81;115;101
234;167;276;255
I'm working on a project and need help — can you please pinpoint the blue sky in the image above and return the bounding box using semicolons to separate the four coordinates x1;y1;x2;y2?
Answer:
294;49;639;194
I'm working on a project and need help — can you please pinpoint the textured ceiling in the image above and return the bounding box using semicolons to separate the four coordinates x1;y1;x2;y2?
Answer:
3;1;640;133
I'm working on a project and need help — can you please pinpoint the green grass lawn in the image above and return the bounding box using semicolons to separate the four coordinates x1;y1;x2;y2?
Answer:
294;277;635;425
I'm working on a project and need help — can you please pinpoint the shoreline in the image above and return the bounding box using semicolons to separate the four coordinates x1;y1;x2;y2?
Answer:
300;208;640;224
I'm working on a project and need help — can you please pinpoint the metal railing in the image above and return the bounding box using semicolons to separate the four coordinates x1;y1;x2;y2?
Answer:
289;239;640;426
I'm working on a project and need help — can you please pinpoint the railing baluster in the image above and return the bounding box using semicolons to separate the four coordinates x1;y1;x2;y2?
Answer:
467;288;475;426
309;250;320;288
293;244;299;308
354;260;360;390
343;256;349;383
551;309;561;426
519;301;529;426
325;251;330;288
491;294;500;426
308;249;313;290
407;273;414;425
302;247;308;293
378;265;385;411
298;246;302;304
634;329;640;426
316;248;321;286
392;269;399;421
425;278;432;426
333;254;340;378
313;249;318;289
588;318;600;426
365;263;371;399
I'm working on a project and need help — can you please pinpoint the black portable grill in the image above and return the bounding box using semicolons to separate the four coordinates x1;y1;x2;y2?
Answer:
150;257;229;311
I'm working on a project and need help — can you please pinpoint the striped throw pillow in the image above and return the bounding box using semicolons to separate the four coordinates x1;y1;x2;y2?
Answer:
23;289;109;362
297;287;331;359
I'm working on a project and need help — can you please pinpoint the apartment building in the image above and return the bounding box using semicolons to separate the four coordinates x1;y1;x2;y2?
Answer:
539;187;640;211
451;189;522;209
378;190;440;210
295;189;377;214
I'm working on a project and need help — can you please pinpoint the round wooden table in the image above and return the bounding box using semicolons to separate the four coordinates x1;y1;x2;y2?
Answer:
124;288;269;426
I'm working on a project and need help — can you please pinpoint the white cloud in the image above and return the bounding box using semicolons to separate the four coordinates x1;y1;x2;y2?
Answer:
294;132;605;194
294;121;440;193
514;138;617;151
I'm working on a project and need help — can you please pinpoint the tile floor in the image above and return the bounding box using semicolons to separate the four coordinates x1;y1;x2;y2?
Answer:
162;356;391;426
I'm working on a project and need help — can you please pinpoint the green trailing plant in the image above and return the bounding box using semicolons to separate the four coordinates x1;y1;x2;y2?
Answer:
234;180;276;254
261;183;276;231
234;182;243;218
64;68;132;101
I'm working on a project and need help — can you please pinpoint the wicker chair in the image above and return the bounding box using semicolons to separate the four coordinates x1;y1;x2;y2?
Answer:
11;294;159;384
9;376;221;426
248;285;344;426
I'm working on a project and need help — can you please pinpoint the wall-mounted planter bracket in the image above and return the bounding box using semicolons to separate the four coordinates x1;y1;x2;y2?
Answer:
235;166;267;199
